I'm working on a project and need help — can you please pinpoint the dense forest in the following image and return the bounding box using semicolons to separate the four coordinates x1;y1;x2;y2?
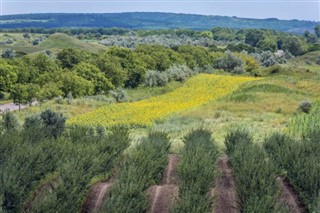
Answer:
0;12;318;34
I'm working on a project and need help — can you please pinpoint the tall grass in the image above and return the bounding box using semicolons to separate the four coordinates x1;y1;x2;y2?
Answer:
264;132;320;212
289;102;320;138
103;132;170;212
172;129;218;213
225;128;286;213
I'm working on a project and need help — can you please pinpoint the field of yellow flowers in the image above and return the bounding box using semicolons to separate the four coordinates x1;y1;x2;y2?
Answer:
68;74;257;127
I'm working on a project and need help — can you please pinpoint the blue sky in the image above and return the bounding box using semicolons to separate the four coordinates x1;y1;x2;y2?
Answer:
1;0;320;21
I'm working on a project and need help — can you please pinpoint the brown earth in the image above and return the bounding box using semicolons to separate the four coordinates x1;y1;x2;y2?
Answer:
277;177;307;213
82;180;113;213
213;154;239;213
147;154;180;213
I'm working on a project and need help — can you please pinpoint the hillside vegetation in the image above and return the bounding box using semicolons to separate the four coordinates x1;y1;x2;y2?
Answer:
0;12;318;33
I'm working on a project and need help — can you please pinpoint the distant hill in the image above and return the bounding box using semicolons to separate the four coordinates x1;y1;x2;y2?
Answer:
0;12;318;34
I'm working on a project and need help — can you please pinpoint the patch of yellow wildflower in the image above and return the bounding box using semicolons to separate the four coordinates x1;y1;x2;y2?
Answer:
68;74;257;127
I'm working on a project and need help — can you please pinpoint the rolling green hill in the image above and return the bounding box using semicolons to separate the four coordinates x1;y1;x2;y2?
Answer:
0;12;318;34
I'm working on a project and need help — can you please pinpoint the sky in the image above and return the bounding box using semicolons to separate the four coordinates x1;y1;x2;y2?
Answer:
1;0;319;21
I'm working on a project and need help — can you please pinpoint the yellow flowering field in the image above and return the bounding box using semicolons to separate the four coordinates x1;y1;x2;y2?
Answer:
68;74;257;127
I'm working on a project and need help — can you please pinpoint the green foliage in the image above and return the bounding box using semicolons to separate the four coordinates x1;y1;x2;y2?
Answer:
0;110;19;132
226;129;284;213
0;123;130;213
172;129;218;213
289;102;320;138
298;100;313;113
145;70;169;87
109;87;128;103
72;62;114;94
56;48;85;69
40;109;66;139
61;72;94;97
103;132;170;212
264;132;320;212
0;59;17;92
245;29;265;47
214;51;244;73
281;36;305;56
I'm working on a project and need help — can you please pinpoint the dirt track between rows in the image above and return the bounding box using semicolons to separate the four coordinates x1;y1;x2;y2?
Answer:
82;180;113;213
214;154;239;213
147;154;180;213
277;177;307;213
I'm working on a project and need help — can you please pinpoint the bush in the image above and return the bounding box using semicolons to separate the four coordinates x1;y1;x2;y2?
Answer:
40;109;66;139
264;132;320;212
144;70;169;87
226;129;285;212
0;92;5;100
109;87;128;102
166;64;194;82
172;129;218;213
259;51;277;67
299;100;313;113
214;51;244;72
1;110;19;132
103;131;170;212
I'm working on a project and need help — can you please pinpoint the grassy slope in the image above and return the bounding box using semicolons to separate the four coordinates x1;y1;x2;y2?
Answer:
153;67;320;151
0;33;106;55
39;33;106;53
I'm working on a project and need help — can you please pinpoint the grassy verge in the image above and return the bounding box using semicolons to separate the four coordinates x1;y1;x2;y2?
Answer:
102;132;170;212
172;129;218;213
225;128;286;212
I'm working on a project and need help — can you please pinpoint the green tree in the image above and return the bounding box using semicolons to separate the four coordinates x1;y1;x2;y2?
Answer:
39;83;63;100
73;62;114;94
40;109;66;139
57;48;85;69
245;30;265;47
61;72;94;97
282;36;305;56
95;54;128;87
0;60;18;92
10;84;28;110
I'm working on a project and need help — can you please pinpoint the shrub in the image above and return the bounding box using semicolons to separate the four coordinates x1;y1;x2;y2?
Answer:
172;129;218;212
299;100;313;113
0;92;5;100
109;87;128;103
264;132;320;212
214;51;244;72
1;110;19;132
40;109;66;139
144;70;169;87
226;130;284;212
103;131;170;212
166;64;194;82
259;51;277;67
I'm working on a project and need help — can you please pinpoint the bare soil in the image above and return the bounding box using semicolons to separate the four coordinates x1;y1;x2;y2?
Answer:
82;180;113;213
147;154;180;213
277;177;307;213
213;154;239;213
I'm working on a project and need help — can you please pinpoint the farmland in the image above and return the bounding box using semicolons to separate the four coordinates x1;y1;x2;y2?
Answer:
1;18;320;213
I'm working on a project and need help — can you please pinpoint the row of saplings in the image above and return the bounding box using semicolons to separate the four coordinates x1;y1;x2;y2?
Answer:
0;109;319;213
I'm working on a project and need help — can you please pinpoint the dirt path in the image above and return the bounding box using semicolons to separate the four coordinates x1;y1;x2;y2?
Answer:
0;102;37;112
82;181;113;213
213;154;239;213
147;154;180;213
277;177;307;213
